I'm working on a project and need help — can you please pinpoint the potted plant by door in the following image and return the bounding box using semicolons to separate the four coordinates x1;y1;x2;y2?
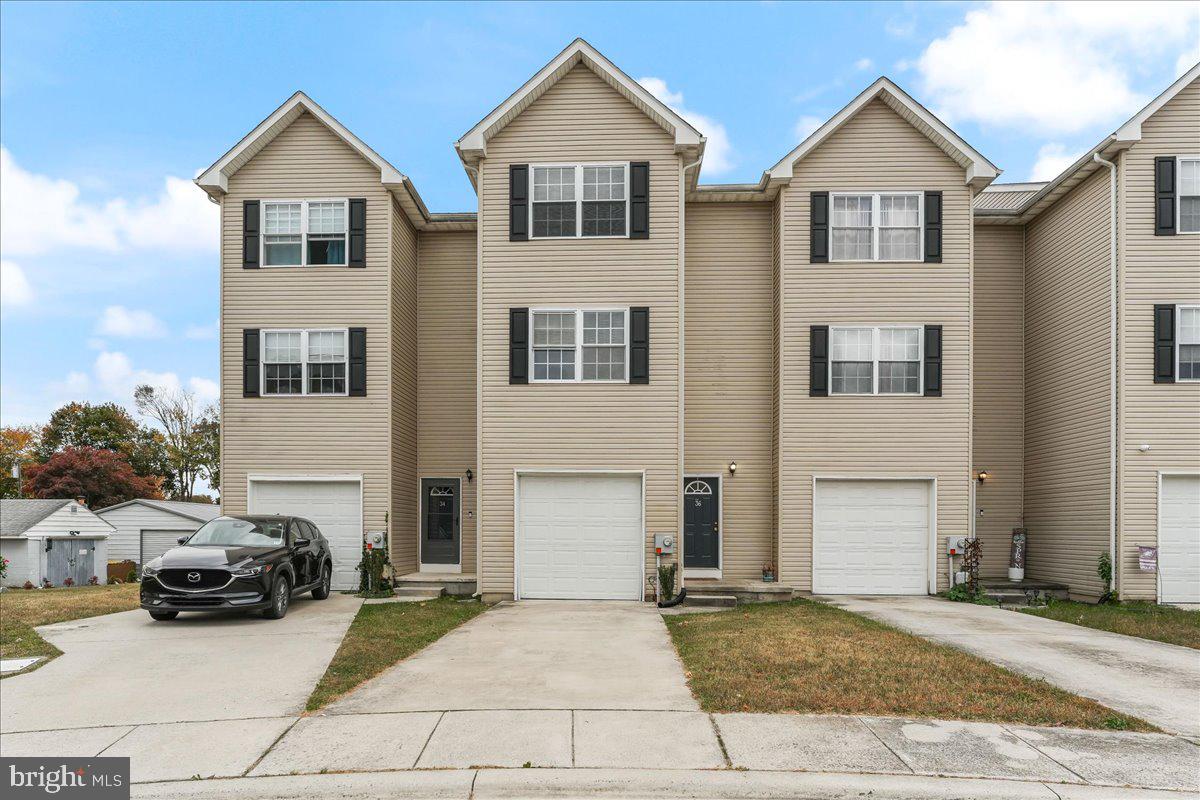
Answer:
762;563;776;582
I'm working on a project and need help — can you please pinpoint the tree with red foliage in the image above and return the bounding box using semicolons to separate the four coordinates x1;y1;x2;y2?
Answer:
22;447;162;508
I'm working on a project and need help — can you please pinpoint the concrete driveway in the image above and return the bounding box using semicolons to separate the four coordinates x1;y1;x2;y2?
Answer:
825;595;1200;737
0;593;361;733
329;600;697;714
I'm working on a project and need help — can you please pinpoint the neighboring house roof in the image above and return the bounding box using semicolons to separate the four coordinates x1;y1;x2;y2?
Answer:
974;182;1047;212
455;38;706;187
977;61;1200;225
766;77;1001;191
95;498;222;525
1;499;74;536
193;92;472;232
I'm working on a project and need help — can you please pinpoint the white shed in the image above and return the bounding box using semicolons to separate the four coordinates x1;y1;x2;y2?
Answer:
1;499;113;587
95;499;221;569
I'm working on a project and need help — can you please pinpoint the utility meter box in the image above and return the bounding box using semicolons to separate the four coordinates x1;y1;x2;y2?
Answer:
654;534;675;555
364;530;386;550
945;536;969;556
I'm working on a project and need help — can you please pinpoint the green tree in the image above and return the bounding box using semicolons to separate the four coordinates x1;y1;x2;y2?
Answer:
195;404;221;500
36;401;173;495
134;386;217;501
0;426;41;498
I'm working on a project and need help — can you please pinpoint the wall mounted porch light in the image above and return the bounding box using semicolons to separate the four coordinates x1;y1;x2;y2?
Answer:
976;469;990;483
728;461;737;475
465;469;473;484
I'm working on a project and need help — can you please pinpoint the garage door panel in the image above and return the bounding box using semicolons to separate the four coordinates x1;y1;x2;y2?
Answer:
518;474;642;600
814;479;931;596
250;480;361;591
1160;475;1200;604
141;530;190;568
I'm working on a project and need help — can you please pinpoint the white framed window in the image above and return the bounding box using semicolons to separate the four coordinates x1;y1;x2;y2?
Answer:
261;199;348;267
261;329;348;396
830;325;923;395
830;192;923;262
530;164;628;239
1178;157;1200;234
530;308;629;383
1178;305;1200;381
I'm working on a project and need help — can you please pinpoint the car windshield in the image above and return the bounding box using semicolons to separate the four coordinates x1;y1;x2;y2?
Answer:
186;517;286;547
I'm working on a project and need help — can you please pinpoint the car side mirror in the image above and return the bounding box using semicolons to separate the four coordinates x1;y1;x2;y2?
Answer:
177;536;189;545
294;538;310;548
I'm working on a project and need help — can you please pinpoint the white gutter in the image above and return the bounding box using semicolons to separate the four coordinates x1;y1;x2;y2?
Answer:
676;154;704;592
1093;151;1118;594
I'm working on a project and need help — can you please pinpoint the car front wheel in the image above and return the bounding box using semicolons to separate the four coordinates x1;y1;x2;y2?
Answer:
263;575;290;620
148;610;178;621
312;563;332;600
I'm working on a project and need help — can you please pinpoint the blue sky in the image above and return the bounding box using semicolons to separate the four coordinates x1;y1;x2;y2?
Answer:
2;1;1197;428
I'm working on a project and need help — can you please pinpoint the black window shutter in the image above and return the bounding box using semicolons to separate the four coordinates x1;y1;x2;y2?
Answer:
924;191;943;263
923;325;943;397
629;162;650;239
1155;157;1176;236
510;165;529;241
1154;304;1176;383
348;199;366;267
810;192;829;263
809;325;829;396
630;307;650;384
349;328;367;396
509;308;529;384
243;329;260;397
243;201;260;269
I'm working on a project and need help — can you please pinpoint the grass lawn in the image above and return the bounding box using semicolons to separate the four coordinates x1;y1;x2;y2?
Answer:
0;583;142;674
1021;600;1200;650
306;597;486;711
664;599;1154;731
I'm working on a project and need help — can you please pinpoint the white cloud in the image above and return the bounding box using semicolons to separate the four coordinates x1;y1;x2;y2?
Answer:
854;58;874;71
97;305;167;339
93;350;182;400
184;319;219;340
1029;143;1085;182
0;147;217;258
188;377;220;404
794;116;825;141
914;2;1200;135
1;260;34;307
638;77;735;176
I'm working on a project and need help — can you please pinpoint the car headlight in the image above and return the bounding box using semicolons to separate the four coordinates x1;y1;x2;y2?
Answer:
142;564;159;577
231;564;272;577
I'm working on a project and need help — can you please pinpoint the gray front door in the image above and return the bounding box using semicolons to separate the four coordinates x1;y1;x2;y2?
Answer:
421;478;460;565
47;538;96;586
683;477;719;569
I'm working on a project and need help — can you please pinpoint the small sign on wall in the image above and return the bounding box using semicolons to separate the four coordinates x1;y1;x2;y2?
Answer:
1138;546;1158;573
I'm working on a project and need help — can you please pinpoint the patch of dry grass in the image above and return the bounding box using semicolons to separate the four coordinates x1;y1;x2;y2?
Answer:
307;597;486;711
664;599;1154;731
1;583;141;672
1022;600;1200;650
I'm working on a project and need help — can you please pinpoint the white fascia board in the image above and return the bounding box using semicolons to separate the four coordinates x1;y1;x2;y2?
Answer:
766;77;1000;186
195;91;410;205
456;38;703;157
1115;61;1200;143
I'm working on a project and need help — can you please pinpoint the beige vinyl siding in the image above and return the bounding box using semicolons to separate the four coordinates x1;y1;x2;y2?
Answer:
1117;78;1200;599
389;199;419;570
417;230;478;573
1024;167;1112;599
684;203;774;580
778;98;973;592
219;112;393;542
477;64;682;599
972;225;1025;578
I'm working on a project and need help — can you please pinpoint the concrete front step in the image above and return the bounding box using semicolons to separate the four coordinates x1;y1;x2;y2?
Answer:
393;586;447;598
682;593;737;608
394;572;477;597
980;580;1069;606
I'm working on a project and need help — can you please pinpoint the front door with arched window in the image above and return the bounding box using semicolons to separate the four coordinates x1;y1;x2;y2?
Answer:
683;477;719;569
421;478;460;566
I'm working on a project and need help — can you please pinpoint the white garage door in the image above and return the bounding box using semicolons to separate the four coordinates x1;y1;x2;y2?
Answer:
814;479;931;595
1160;475;1200;604
518;474;643;600
249;479;362;590
141;530;189;567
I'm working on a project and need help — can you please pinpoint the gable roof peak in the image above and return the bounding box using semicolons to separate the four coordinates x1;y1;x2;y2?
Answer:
766;75;1000;190
455;38;705;169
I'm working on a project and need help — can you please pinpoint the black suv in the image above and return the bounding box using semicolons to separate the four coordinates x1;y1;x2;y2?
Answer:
140;515;333;621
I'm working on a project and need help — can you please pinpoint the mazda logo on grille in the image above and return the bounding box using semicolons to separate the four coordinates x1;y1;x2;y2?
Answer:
187;572;201;583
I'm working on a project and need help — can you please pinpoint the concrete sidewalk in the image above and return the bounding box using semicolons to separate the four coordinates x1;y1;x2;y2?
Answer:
4;709;1196;794
824;595;1200;737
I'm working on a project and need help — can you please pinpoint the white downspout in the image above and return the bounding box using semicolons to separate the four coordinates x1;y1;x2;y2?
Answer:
677;153;703;593
1093;151;1118;595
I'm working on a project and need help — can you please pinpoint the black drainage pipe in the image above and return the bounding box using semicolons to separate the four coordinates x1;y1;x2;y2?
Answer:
657;587;687;608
